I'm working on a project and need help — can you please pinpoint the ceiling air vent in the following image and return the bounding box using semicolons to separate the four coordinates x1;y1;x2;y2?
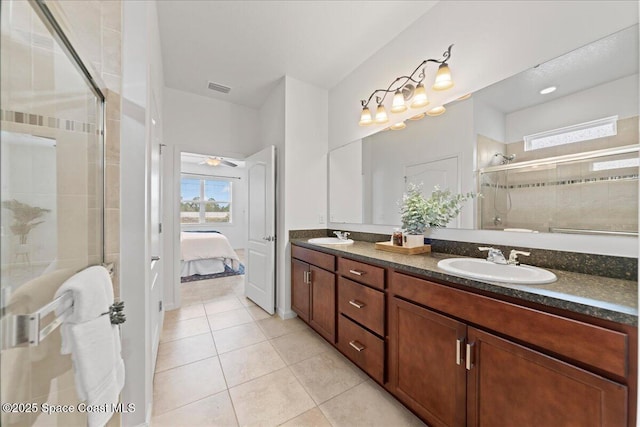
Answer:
207;81;231;94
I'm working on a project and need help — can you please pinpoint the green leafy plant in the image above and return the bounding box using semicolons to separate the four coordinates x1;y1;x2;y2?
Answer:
400;184;476;234
1;199;51;244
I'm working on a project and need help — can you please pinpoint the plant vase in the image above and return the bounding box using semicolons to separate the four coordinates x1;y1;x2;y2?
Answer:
403;234;424;248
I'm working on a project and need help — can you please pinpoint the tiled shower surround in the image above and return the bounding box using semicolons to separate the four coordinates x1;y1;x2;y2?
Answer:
477;116;639;234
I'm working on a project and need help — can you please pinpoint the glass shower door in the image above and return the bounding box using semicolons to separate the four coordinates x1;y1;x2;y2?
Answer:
0;1;105;426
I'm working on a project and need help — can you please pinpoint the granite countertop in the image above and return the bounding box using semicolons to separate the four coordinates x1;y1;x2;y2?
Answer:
292;239;638;326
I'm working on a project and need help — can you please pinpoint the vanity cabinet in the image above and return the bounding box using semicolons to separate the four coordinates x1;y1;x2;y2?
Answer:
389;271;630;427
290;243;635;426
389;297;466;427
336;258;386;383
291;246;336;343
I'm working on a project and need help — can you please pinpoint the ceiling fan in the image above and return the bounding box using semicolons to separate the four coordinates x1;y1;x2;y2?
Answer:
200;156;238;167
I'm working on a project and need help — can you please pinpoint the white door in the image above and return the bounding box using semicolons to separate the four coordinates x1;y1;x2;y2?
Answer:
245;146;276;314
149;96;163;366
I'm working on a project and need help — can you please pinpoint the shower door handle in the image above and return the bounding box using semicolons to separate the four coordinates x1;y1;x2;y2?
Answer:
151;256;160;262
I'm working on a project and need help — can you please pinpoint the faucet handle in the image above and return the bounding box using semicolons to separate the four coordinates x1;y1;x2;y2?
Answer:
509;250;530;265
478;247;494;252
343;232;350;239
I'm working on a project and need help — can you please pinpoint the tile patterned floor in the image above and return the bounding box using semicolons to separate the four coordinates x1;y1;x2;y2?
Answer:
152;259;425;426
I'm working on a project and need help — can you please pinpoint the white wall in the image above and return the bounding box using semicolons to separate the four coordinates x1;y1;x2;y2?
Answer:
258;76;329;319
327;1;639;257
163;87;261;158
120;1;165;425
506;74;639;142
280;76;328;318
179;161;248;249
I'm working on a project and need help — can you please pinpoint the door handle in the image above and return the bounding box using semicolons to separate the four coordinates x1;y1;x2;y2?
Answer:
151;256;160;261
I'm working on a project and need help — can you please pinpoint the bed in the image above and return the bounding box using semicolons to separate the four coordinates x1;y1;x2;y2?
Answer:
180;231;240;277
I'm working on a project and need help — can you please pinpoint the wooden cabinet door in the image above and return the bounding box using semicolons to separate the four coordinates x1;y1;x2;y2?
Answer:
309;265;336;343
291;259;310;322
389;297;467;427
467;327;628;427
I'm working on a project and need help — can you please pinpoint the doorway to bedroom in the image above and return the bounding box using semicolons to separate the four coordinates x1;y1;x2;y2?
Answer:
178;152;247;298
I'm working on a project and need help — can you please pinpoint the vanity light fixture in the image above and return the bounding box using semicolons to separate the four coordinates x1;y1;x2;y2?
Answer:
389;121;407;130
359;44;455;126
409;112;426;121
358;106;373;126
540;86;557;95
375;103;389;124
426;106;446;116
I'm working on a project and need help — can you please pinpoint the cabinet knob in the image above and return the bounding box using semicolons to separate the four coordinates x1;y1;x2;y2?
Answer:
349;340;365;352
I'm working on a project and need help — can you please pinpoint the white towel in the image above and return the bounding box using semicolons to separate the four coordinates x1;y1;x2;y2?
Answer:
54;266;125;427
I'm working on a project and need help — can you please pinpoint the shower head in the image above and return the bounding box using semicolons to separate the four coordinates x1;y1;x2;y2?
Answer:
494;153;516;164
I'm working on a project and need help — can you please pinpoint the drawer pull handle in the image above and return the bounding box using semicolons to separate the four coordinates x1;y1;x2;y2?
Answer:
348;300;365;309
349;340;365;352
349;269;365;276
466;342;475;371
456;338;463;365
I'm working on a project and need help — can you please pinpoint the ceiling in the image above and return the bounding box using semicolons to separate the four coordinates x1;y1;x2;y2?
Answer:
474;24;639;114
157;1;437;108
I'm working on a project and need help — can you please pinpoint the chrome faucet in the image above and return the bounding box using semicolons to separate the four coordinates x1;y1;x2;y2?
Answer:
479;247;531;265
478;247;507;264
333;231;350;240
508;250;530;265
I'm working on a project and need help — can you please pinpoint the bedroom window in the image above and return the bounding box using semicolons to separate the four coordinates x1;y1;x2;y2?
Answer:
180;176;232;224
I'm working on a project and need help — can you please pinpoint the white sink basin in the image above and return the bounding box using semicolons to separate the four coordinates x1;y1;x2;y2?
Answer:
308;237;354;245
437;258;557;284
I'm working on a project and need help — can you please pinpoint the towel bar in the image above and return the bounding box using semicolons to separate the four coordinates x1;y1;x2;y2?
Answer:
2;291;74;350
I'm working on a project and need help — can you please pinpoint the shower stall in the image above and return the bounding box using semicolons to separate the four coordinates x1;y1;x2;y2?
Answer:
1;1;106;426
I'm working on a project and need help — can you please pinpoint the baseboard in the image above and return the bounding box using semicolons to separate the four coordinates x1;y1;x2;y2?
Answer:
277;308;297;320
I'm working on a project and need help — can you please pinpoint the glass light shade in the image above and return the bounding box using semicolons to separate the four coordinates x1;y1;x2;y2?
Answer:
409;113;426;121
358;106;373;126
375;104;389;124
457;93;472;101
391;89;407;113
206;157;222;166
427;106;446;116
389;121;406;130
410;83;429;108
432;63;454;91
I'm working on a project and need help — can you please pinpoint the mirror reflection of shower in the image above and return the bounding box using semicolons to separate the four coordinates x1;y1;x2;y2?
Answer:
491;153;515;226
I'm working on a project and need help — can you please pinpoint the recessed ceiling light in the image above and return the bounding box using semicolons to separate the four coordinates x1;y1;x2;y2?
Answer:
539;86;557;95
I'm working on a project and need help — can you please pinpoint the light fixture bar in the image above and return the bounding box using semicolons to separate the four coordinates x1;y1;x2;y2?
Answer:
359;44;454;126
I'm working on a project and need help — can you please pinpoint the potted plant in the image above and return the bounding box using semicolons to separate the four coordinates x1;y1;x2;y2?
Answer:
400;183;475;247
1;199;51;245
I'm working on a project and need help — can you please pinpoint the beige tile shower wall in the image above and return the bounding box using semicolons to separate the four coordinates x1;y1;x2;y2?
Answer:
500;116;638;233
48;0;123;296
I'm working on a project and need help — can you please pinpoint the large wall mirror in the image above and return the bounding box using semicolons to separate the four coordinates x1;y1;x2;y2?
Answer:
329;24;638;237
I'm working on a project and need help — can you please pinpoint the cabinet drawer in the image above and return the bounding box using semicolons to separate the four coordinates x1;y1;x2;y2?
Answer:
337;314;384;383
292;245;335;271
338;277;385;336
392;272;629;379
338;258;385;290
